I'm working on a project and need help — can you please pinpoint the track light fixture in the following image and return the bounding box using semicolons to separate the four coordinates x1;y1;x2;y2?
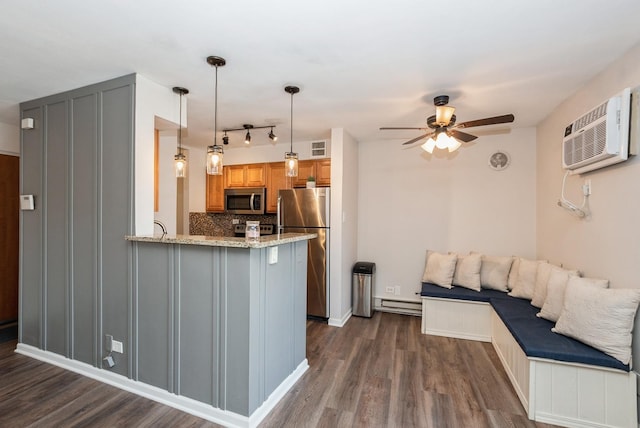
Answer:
244;124;253;144
284;85;300;177
206;55;226;175
172;87;189;178
221;124;277;145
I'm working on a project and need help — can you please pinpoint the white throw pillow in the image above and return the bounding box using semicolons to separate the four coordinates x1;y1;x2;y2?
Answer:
507;257;520;291
538;272;606;322
421;250;433;283
452;253;482;291
423;252;458;289
531;262;554;308
479;255;513;292
508;258;543;300
553;284;640;365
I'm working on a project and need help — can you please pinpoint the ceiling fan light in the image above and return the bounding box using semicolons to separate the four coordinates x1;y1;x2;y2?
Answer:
447;138;462;152
435;132;450;149
435;106;455;125
421;138;436;154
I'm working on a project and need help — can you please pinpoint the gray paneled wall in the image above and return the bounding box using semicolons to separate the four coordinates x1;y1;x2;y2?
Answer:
20;74;308;418
131;240;307;417
20;75;135;377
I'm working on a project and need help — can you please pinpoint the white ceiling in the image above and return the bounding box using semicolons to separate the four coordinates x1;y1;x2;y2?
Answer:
2;0;640;148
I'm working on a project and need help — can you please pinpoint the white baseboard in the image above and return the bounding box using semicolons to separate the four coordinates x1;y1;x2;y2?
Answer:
328;309;351;327
15;343;308;428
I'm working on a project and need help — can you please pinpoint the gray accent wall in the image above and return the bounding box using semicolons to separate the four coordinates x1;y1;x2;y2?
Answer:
20;74;308;418
20;75;135;377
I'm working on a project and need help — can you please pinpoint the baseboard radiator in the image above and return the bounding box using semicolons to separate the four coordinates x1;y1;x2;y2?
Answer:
375;298;421;316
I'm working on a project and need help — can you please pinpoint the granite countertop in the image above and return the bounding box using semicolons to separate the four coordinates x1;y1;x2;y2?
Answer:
125;233;317;248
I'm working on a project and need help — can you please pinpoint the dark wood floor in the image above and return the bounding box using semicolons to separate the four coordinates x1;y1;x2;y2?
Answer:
0;312;558;428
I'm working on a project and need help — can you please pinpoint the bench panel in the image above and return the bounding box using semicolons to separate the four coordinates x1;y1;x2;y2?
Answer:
533;359;637;428
421;297;492;342
491;310;530;412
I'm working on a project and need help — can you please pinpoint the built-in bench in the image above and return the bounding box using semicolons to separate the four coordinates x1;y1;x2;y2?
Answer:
420;282;637;428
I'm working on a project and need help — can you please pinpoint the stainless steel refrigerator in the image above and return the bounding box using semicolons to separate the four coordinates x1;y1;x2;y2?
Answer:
278;188;330;319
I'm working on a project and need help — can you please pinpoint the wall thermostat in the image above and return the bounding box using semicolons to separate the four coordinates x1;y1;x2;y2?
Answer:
20;194;34;210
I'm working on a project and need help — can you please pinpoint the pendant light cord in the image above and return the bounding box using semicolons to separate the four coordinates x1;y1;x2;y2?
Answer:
214;64;219;148
178;92;183;154
290;90;294;153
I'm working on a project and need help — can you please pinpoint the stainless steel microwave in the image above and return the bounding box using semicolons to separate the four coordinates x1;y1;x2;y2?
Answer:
224;188;266;214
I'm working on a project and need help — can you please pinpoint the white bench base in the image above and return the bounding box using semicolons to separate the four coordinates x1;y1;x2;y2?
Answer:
422;297;638;428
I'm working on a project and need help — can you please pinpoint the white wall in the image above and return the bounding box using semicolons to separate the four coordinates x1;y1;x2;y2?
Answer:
328;128;359;326
0;121;19;156
134;75;181;235
358;128;537;302
155;132;178;235
536;42;640;368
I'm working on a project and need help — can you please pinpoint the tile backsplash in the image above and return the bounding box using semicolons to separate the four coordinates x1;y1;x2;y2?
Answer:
190;212;277;237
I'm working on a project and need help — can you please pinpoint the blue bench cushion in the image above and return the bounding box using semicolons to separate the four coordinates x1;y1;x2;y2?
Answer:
421;282;630;372
420;282;511;302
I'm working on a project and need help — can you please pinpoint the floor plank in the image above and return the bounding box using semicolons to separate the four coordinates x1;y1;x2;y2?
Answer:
0;313;559;427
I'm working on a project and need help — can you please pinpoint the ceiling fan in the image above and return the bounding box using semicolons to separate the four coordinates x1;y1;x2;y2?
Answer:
380;95;515;153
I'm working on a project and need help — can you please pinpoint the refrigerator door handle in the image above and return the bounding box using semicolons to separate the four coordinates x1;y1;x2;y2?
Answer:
277;195;283;234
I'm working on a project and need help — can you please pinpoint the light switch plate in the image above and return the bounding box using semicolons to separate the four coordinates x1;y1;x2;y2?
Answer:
268;247;278;264
112;340;123;354
20;195;34;210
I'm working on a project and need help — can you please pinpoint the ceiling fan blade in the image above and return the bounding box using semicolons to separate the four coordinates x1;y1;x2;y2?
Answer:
380;127;428;130
449;129;477;143
402;132;433;146
455;114;515;129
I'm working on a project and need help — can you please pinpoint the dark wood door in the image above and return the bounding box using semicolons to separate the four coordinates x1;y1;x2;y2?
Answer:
0;154;19;323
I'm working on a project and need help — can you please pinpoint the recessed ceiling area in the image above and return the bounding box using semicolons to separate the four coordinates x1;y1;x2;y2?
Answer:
1;0;640;148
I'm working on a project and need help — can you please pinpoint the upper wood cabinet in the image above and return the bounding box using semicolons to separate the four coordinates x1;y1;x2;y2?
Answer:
205;173;225;212
225;163;266;188
315;159;331;187
266;162;289;213
292;159;331;188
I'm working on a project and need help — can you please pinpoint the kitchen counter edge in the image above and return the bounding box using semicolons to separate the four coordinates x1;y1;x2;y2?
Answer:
125;233;317;248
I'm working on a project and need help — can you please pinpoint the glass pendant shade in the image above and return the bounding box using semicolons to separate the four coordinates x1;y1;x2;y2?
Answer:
206;145;224;175
285;152;298;177
435;132;450;149
174;153;187;178
421;138;436;154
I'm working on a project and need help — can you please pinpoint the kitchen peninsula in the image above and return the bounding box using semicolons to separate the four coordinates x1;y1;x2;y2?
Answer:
124;232;315;427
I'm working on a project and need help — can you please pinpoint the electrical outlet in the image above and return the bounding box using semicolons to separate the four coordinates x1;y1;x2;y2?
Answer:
232;218;240;225
385;286;394;293
112;340;124;354
394;286;401;296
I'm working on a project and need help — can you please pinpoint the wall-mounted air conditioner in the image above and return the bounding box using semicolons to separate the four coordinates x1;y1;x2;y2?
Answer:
562;87;631;174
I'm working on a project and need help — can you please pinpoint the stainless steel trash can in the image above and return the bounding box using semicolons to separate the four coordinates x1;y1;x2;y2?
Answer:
352;262;376;318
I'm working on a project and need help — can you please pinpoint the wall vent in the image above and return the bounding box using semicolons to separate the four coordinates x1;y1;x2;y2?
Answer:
310;140;328;158
562;88;631;174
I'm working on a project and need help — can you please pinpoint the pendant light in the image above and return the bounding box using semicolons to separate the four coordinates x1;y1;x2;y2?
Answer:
173;87;189;178
206;56;226;175
284;85;300;177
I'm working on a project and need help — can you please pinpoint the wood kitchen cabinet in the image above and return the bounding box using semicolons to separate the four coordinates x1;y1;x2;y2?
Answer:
292;159;331;188
315;159;331;186
206;173;225;212
266;162;289;213
225;163;266;188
